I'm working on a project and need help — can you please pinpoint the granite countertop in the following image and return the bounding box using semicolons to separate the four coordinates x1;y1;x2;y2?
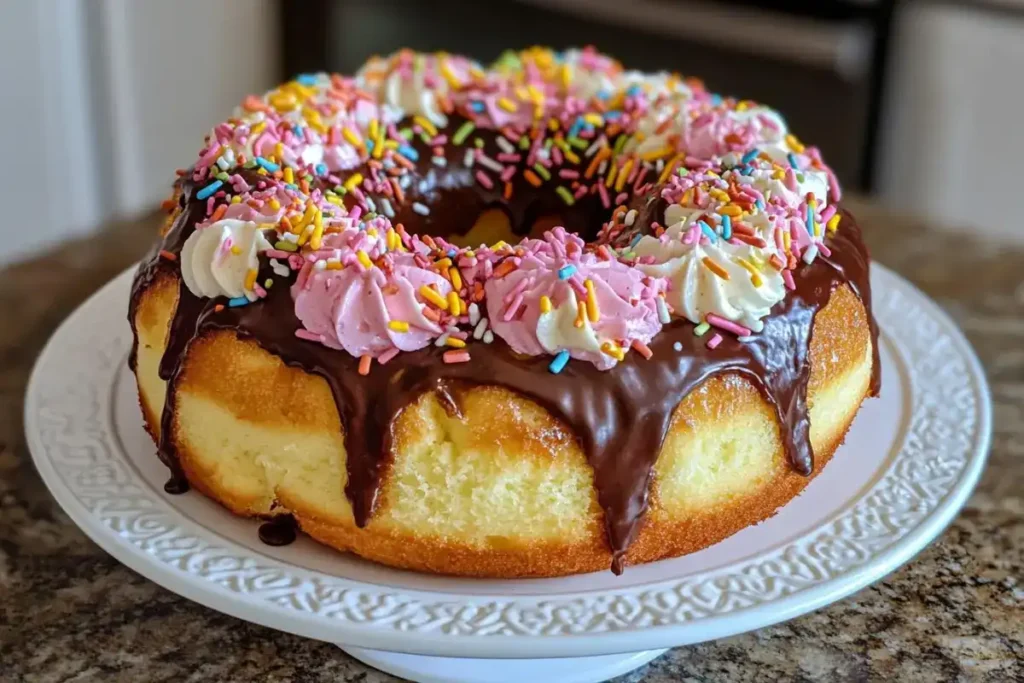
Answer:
1;202;1021;682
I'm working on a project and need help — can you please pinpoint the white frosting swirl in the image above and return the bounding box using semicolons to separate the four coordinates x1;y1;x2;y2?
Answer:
180;219;272;299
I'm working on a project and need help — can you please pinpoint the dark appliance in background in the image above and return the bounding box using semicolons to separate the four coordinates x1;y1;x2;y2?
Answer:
281;0;896;193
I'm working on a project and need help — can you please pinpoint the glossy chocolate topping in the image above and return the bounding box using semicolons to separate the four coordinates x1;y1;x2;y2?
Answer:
131;121;879;573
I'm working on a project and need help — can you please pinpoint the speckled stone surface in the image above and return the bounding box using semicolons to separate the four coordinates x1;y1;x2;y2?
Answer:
1;202;1021;682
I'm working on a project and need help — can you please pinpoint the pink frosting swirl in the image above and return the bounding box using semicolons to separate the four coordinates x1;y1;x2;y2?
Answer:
485;229;667;370
292;228;452;357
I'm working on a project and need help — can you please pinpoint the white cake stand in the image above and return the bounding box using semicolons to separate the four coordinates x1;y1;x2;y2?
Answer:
26;265;990;682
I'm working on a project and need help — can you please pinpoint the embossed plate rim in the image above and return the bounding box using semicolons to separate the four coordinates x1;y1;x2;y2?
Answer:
25;264;991;658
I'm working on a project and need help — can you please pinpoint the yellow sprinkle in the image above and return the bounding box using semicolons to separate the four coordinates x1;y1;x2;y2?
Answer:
283;166;294;185
526;84;544;104
600;341;625;361
274;142;284;161
447;291;461;316
344;173;364;192
325;194;343;206
827;214;841;233
310;208;324;250
709;189;730;202
342;127;363;148
445;337;467;349
783;230;792;251
372;127;385;160
605;161;618;189
680;188;694;206
368;118;379;140
583;113;604;127
268;91;297;111
244;269;257;291
492;240;509;251
356;250;373;269
230;246;242;255
584;279;600;323
564;149;581;165
439;60;462;89
659;154;684;184
640;146;674;162
498;97;517;112
294;202;317;232
575;301;587;328
325;261;343;270
251;121;267;136
449;267;463;291
559;63;571;89
539;295;552;314
414;115;437;137
737;257;763;287
736;101;750;112
615;158;634;192
388;320;410;333
435;257;452;271
548;117;560;132
419;286;448;310
231;196;242;204
785;134;806;153
268;198;281;211
718;205;743;217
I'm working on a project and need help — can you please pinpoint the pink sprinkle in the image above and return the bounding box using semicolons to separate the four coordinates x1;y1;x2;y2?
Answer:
818;242;832;257
782;269;796;290
265;249;294;260
559;169;580;179
614;192;628;205
378;347;401;365
500;165;517;182
497;153;521;163
503;293;524;321
443;350;471;364
574;184;589;199
631;339;653;359
475;170;494;190
706;313;752;337
295;328;324;343
820;204;836;224
827;168;842;202
706;333;723;350
597;183;611;209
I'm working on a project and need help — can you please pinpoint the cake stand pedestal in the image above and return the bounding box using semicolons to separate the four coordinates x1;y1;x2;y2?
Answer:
339;646;669;683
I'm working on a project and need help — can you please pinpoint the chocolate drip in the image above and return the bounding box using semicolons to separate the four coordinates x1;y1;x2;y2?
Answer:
132;118;880;572
258;515;299;546
163;476;189;495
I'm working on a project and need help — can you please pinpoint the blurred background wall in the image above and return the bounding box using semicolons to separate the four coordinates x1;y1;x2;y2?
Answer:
1;0;1020;264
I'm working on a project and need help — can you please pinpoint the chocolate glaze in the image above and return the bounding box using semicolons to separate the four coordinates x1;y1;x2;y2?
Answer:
258;515;299;546
130;118;880;572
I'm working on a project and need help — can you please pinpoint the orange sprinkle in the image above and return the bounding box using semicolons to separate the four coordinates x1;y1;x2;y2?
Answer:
213;304;225;313
503;181;513;200
702;256;730;280
586;147;611;179
158;249;177;261
492;260;518;278
575;301;587;328
358;355;372;376
523;169;543;187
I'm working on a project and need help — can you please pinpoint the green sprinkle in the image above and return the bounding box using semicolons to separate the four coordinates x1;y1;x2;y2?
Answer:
419;132;432;145
453;121;475;145
264;278;274;288
274;240;298;252
613;135;628;155
694;322;711;336
215;171;230;182
568;136;587;150
399;127;414;140
518;135;530;150
556;186;575;206
474;137;484;148
334;185;347;195
533;164;551;181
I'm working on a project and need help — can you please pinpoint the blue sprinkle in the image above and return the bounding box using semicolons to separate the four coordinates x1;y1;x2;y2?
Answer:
447;249;457;258
604;110;622;120
741;149;759;164
196;179;223;200
293;125;304;138
699;220;718;242
470;101;486;113
227;296;250;308
722;214;732;240
365;139;375;154
756;199;765;210
549;350;571;374
597;90;611;100
398;144;419;161
630;233;644;248
711;94;723;106
569;118;583;138
314;163;328;176
787;153;799;169
285;183;298;191
557;265;577;280
742;165;754;176
626;85;642;97
255;156;280;172
296;74;318;86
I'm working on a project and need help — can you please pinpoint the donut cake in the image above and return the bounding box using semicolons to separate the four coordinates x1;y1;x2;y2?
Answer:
130;47;879;577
